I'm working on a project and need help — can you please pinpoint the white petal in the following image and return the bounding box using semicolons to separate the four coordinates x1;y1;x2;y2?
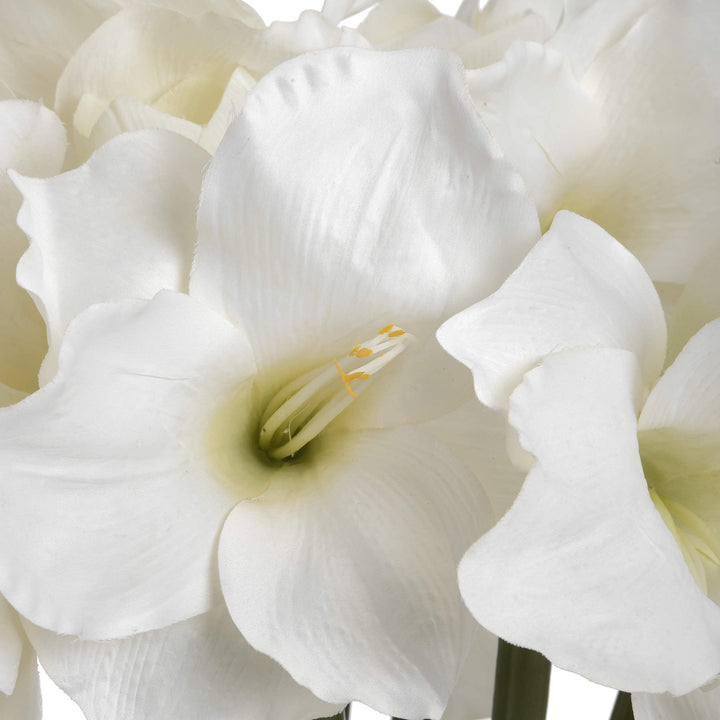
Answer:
192;47;539;374
547;0;654;76
26;606;340;720
12;129;208;385
420;400;525;521
633;684;720;720
0;100;65;393
459;348;720;694
219;426;492;719
0;635;40;720
666;245;720;365
0;595;23;695
467;41;604;227
322;0;377;25
438;211;666;410
641;319;720;434
56;7;367;131
358;0;441;46
458;0;563;68
554;0;720;283
0;291;259;639
441;626;496;720
638;321;720;535
81;94;203;162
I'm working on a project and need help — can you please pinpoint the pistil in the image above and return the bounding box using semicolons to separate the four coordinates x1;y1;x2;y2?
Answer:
258;324;413;460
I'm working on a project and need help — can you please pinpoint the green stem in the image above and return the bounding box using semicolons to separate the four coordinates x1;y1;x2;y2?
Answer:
610;692;634;720
317;705;351;720
491;639;551;720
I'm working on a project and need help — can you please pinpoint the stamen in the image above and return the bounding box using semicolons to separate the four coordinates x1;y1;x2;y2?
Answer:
258;325;413;460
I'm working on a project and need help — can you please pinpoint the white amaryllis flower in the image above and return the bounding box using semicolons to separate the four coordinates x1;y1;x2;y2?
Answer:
438;211;720;712
464;0;720;289
2;0;368;164
1;48;539;718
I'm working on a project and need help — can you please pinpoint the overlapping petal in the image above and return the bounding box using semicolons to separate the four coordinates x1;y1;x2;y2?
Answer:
553;0;720;282
0;633;40;720
192;47;539;378
0;595;23;696
437;211;666;410
0;291;258;639
26;606;340;720
633;684;720;720
459;349;720;694
0;99;65;394
12;129;208;384
467;41;603;226
220;425;491;719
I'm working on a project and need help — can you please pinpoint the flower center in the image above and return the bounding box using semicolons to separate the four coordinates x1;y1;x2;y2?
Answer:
258;324;414;460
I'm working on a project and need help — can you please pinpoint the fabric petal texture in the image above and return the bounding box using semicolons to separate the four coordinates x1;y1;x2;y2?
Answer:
459;349;720;694
220;425;492;719
553;0;720;283
27;606;341;720
12;129;208;385
633;684;720;720
0;100;65;394
0;291;258;639
191;46;539;374
437;211;666;410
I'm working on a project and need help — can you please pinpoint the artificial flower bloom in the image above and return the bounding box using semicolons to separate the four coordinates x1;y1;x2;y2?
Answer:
323;0;564;70
1;48;539;718
464;0;720;287
438;211;720;701
5;128;348;720
2;0;368;165
0;97;66;719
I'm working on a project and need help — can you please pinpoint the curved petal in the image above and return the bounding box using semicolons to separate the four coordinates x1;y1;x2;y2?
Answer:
641;319;720;434
192;46;539;376
26;606;340;720
547;0;653;76
358;0;441;47
458;0;563;69
633;685;720;720
459;348;720;694
467;41;604;227
219;425;492;718
0;0;262;102
554;0;720;283
0;635;40;720
0;100;65;393
322;0;377;25
0;291;259;639
0;595;23;695
419;400;525;521
437;211;666;410
666;245;720;365
12;129;208;385
55;7;367;129
638;320;720;532
441;625;496;720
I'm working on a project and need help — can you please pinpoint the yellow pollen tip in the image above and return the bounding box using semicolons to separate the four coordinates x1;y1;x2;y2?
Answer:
379;324;393;334
349;343;361;357
388;330;405;337
334;359;370;399
355;347;373;358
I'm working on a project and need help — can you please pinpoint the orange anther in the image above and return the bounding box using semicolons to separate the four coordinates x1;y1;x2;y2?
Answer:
388;330;405;337
379;324;393;334
349;343;361;357
355;347;373;358
334;360;370;398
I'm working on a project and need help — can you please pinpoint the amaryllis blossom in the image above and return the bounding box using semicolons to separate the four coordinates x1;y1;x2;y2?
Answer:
464;0;720;287
0;47;538;718
438;211;720;714
2;0;369;166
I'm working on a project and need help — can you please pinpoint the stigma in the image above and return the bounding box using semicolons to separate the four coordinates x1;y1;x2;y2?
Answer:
258;324;414;460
